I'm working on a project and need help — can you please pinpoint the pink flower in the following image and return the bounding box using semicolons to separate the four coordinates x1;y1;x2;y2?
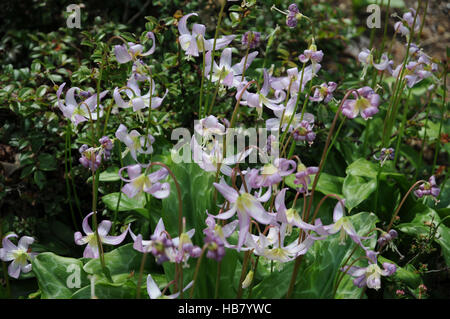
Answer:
74;212;129;259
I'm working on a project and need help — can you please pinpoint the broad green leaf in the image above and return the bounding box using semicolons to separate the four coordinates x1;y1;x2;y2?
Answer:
343;174;377;210
34;170;46;190
285;172;344;197
32;253;90;299
378;256;422;289
101;192;148;218
83;243;156;280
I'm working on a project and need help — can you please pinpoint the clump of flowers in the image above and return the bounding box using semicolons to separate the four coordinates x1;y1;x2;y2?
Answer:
242;31;261;49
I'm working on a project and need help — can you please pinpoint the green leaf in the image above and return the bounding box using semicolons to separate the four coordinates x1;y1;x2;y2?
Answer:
101;192;148;218
285;172;344;197
83;243;155;280
32;253;90;299
38;153;57;171
343;175;377;210
33;170;46;190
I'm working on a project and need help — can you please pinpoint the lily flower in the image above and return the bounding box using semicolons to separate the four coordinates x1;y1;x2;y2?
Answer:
178;13;235;57
205;48;258;88
115;124;155;162
414;176;440;201
113;76;168;113
0;234;37;279
244;224;316;263
56;83;108;126
310;82;337;104
274;188;328;236
114;32;156;64
119;164;170;199
271;65;321;94
342;86;380;120
293;163;319;194
323;200;372;249
191;138;252;176
259;158;296;187
74;212;129;258
237;69;286;116
147;274;193;299
341;251;396;290
213;178;275;250
266;95;315;133
299;42;323;73
203;214;239;261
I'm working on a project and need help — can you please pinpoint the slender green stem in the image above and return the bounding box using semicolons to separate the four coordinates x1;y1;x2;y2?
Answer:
393;88;413;166
236;250;251;298
112;142;124;235
387;180;426;231
432;66;447;175
415;92;432;180
207;79;221;115
199;44;206;118
65;123;78;230
332;256;370;298
136;252;148;299
241;45;251;82
0;218;11;298
214;260;222;299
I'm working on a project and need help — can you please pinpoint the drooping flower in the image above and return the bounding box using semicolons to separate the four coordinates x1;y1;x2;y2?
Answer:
78;136;114;171
205;48;258;88
74;212;129;258
310;82;337;104
342;86;380;120
213;178;275;250
270;64;321;95
358;49;393;79
178;13;235;57
146;274;193;299
113;76;168;113
373;147;395;166
274;188;328;237
266;95;315;133
0;234;37;279
244;223;316;263
258;157;296;187
292;120;316;145
242;31;261;49
293;163;319;194
299;42;323;73
191;138;252;177
341;251;396;290
114;32;156;64
115;124;155;162
56;83;108;126
119;164;170;199
203;215;238;261
323;200;373;249
414;176;440;201
237;69;286;117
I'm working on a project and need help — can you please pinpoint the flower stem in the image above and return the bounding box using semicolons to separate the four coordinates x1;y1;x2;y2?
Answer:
65;123;78;230
387;180;426;231
189;244;208;298
432;65;447;175
236;250;251;298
